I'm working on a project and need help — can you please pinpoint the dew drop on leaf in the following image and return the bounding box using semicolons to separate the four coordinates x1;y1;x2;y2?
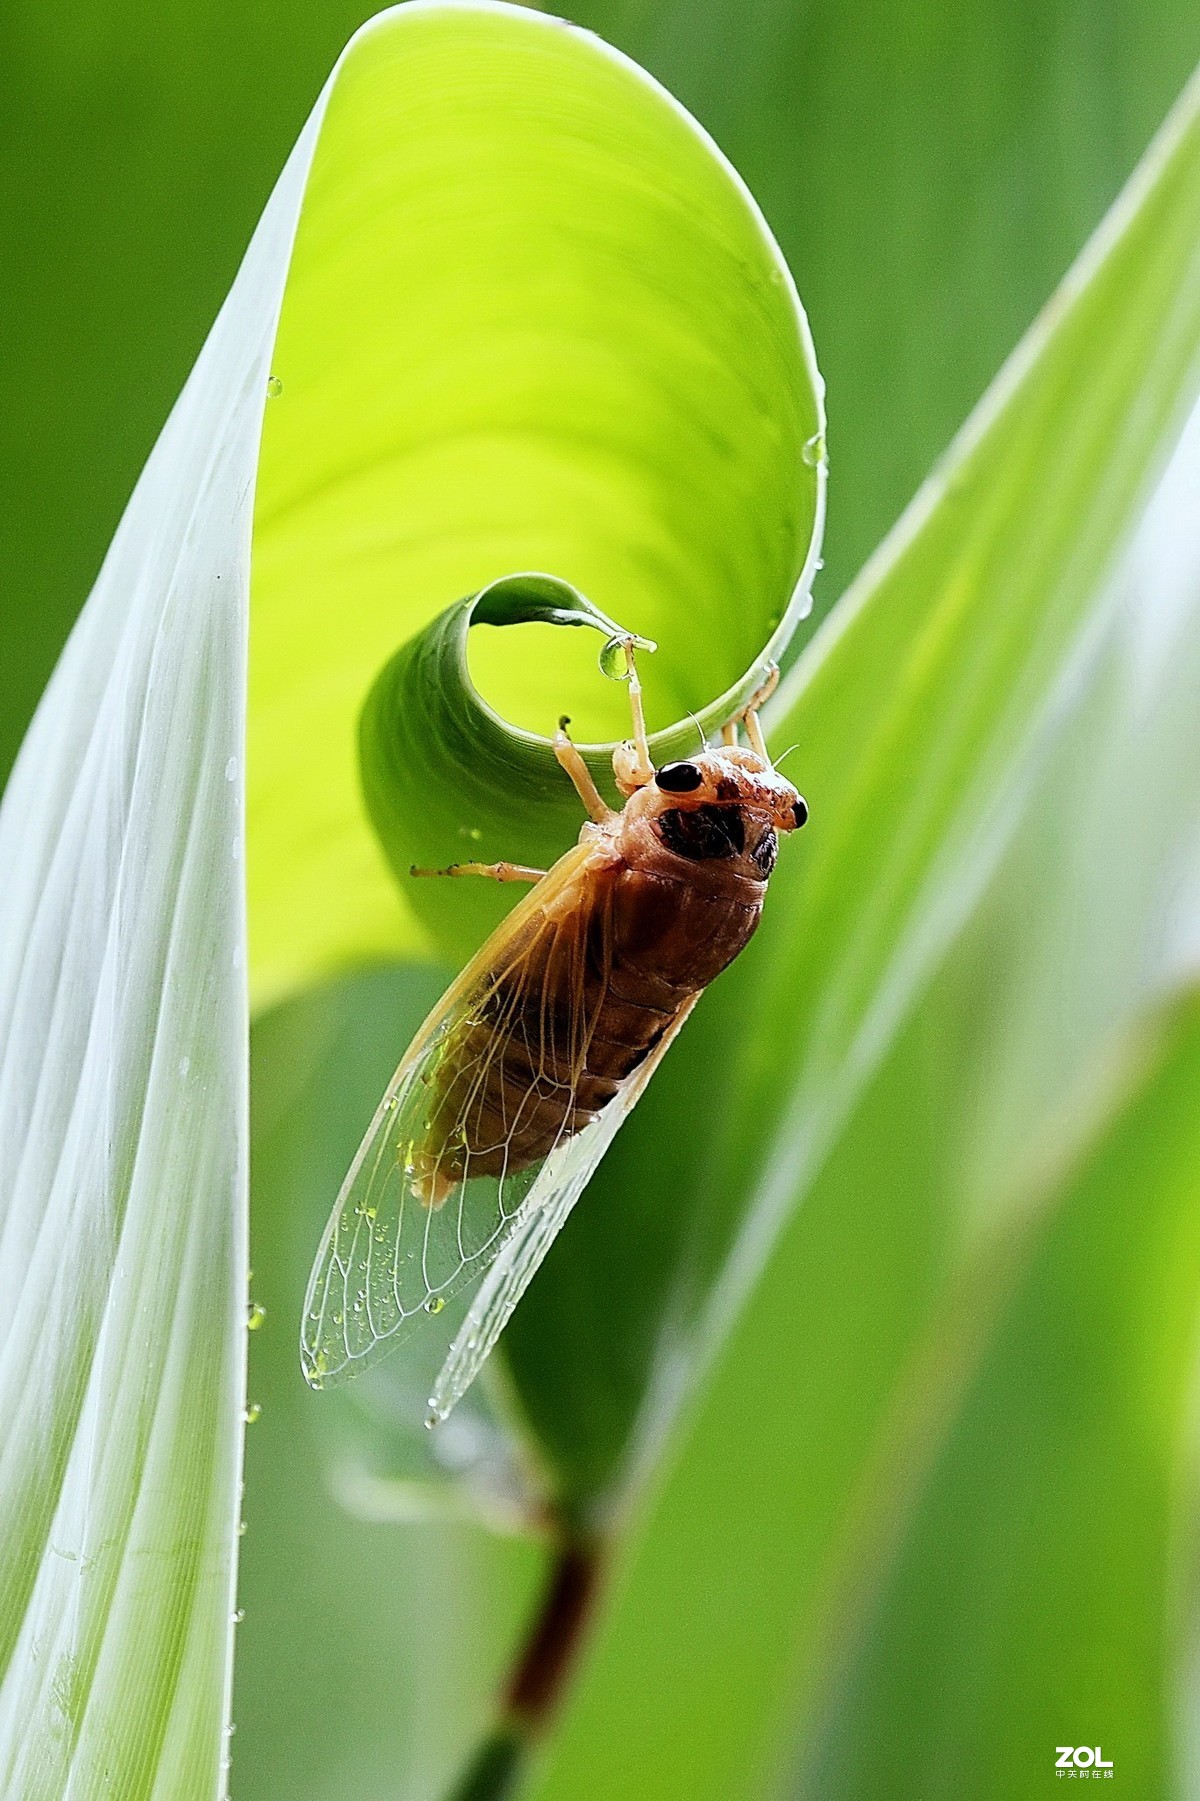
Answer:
599;635;631;681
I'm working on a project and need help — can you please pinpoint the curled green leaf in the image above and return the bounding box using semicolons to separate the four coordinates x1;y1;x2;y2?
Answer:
359;571;801;958
248;2;824;1003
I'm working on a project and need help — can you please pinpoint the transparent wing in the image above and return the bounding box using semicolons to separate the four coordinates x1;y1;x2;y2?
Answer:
301;841;608;1389
428;993;698;1423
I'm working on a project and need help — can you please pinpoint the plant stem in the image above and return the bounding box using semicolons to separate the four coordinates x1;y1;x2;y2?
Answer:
447;1727;524;1801
446;1533;602;1801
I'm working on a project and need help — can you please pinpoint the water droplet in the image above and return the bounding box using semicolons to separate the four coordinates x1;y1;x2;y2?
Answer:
425;1296;446;1315
266;374;283;398
364;1205;376;1221
424;1409;438;1431
246;1303;266;1332
599;635;632;681
238;1519;248;1536
242;1403;261;1425
802;432;826;468
224;756;237;782
231;1608;245;1624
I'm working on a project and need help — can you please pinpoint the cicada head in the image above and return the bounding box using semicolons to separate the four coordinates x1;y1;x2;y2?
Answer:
619;745;807;882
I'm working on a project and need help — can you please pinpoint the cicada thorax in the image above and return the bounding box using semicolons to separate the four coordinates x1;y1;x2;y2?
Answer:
407;795;774;1204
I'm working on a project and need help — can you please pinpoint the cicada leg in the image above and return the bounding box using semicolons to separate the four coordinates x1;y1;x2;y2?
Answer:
554;717;617;823
736;663;780;764
622;640;654;784
410;860;548;883
609;641;656;794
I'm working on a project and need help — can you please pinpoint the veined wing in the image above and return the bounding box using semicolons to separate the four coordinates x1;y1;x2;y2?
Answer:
301;838;607;1389
428;993;699;1423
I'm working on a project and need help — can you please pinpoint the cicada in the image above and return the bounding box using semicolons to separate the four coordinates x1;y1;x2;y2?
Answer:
300;648;807;1423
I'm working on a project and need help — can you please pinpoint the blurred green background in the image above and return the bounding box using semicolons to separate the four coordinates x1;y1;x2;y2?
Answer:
5;3;1200;1799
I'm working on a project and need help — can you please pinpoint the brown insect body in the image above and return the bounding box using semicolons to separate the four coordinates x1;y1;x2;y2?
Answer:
418;745;804;1193
303;652;808;1410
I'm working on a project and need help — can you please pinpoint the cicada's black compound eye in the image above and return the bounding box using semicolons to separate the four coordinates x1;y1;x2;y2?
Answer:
792;797;809;828
655;761;703;793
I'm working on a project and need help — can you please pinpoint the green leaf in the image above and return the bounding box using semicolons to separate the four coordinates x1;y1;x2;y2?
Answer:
248;2;823;1005
768;408;1200;1799
788;993;1200;1801
358;574;642;962
0;309;252;1792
